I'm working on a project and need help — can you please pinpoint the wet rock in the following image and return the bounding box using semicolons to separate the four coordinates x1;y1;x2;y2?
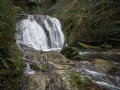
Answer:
24;50;107;90
93;59;117;74
24;73;48;90
30;63;49;72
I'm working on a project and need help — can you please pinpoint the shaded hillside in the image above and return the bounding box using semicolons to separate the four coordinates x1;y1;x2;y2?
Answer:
46;0;120;47
0;1;24;90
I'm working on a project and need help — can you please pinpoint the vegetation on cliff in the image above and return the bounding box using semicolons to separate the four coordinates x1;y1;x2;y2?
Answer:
0;0;24;89
46;0;120;47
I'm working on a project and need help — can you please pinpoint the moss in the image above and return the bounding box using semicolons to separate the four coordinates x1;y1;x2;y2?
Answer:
70;73;92;89
108;64;117;74
41;65;49;72
30;63;49;72
60;47;81;60
78;42;113;50
78;42;99;49
100;42;112;49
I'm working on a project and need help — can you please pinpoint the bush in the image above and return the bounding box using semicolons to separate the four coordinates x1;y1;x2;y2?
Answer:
60;47;81;60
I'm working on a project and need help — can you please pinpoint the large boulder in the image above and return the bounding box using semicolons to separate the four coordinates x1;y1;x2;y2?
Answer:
24;73;48;90
93;59;117;74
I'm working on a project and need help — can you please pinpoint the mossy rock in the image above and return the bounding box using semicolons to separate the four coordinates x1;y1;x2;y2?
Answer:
78;42;99;49
100;42;112;50
93;59;117;74
60;47;81;60
78;42;112;50
30;63;49;72
24;73;48;90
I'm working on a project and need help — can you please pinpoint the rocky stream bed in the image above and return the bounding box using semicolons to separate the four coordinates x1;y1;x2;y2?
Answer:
18;48;120;90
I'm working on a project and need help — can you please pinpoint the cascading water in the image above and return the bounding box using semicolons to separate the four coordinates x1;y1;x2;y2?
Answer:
77;51;120;90
16;15;64;51
75;61;120;90
16;14;120;90
16;15;64;75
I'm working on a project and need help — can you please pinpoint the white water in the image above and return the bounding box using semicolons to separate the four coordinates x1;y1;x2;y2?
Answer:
16;15;64;51
24;63;35;75
95;81;120;90
16;15;64;75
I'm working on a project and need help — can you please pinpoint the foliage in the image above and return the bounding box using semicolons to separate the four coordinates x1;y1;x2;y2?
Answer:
70;73;92;89
48;0;120;47
0;47;24;90
0;0;16;48
60;47;81;60
0;0;24;90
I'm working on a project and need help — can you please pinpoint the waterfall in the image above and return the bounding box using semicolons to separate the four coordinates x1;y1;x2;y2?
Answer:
16;15;64;51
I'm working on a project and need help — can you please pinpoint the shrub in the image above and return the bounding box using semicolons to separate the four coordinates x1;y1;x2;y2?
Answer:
60;47;81;60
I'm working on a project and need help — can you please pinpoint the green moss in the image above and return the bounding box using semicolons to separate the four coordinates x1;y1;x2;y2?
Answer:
71;73;81;88
41;65;49;72
108;64;117;74
70;73;92;89
78;42;112;50
100;42;112;49
31;63;49;72
78;42;99;49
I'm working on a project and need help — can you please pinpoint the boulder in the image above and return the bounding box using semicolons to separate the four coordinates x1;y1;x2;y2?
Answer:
24;73;48;90
93;59;117;74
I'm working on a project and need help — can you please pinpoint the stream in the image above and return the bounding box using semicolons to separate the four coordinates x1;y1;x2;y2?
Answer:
77;51;120;90
16;14;120;90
